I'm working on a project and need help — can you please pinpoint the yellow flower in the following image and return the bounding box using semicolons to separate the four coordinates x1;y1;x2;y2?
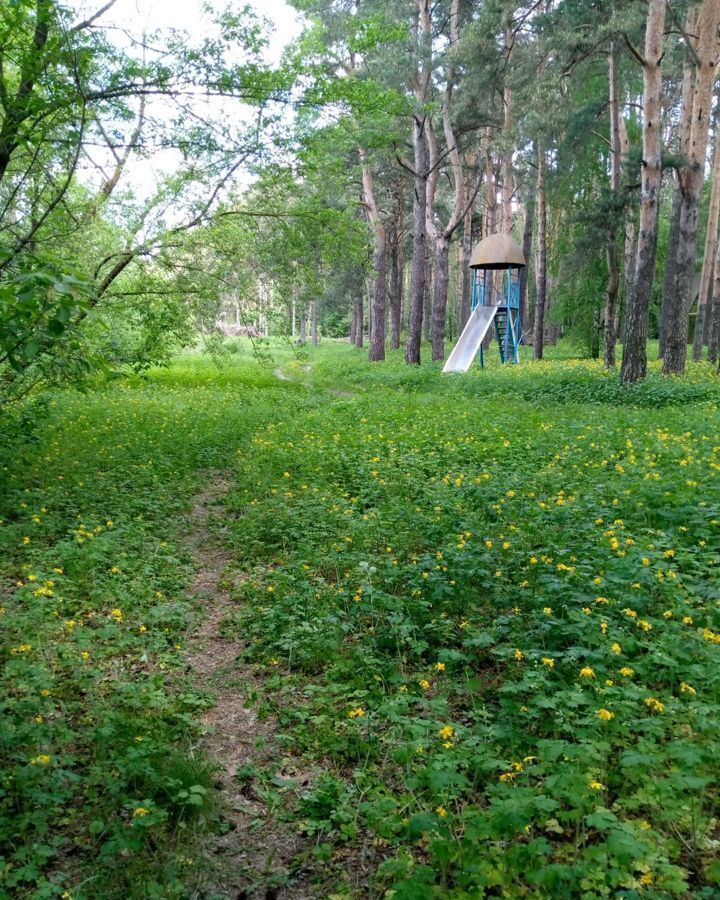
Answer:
133;807;150;817
485;540;493;549
435;805;447;817
514;649;524;661
10;643;32;654
610;643;621;654
680;682;696;695
499;772;516;783
639;873;654;885
543;607;552;615
579;667;595;678
641;557;650;566
419;679;431;690
541;657;554;668
348;707;365;719
619;667;634;677
435;662;445;672
438;726;454;740
682;616;693;625
589;780;604;791
644;697;664;713
597;708;615;721
30;754;51;765
110;608;123;622
110;566;120;574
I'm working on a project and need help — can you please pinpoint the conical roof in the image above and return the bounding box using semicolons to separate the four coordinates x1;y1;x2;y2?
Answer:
469;233;526;270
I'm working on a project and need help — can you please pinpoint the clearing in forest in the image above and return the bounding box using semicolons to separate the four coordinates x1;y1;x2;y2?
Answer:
1;343;719;898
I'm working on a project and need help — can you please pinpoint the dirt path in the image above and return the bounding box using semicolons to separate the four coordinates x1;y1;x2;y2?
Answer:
184;470;316;899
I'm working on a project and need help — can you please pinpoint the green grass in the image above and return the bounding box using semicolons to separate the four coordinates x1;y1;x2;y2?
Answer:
1;339;720;898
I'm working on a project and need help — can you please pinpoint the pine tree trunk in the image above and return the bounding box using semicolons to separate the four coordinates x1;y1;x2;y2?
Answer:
663;0;720;375
299;310;306;343
390;181;405;350
423;254;432;342
355;298;363;348
431;235;451;360
533;147;547;360
709;237;720;362
659;10;696;358
604;38;621;368
460;188;473;329
620;0;666;384
349;303;357;344
619;113;636;343
406;113;428;365
368;230;387;361
694;122;720;359
520;164;536;338
311;300;319;345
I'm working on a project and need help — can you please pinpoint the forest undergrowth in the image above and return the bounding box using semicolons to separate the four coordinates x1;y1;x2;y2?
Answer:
1;340;719;898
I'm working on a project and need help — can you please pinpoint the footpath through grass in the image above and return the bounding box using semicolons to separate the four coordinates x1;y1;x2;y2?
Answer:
1;341;720;898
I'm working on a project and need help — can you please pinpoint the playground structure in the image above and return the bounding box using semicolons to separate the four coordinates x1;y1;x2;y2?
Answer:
443;234;526;373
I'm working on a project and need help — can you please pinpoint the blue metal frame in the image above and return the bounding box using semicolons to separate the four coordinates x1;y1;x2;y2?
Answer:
471;265;523;367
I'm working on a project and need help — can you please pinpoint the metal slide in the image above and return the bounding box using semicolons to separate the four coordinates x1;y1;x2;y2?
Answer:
442;305;498;373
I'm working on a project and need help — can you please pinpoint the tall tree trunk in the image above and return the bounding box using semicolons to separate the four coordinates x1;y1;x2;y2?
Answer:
520;161;537;337
618;112;636;343
349;302;357;343
659;11;696;358
423;254;433;342
663;0;720;375
354;298;363;348
390;180;405;350
460;178;474;329
360;159;387;362
405;0;431;365
709;246;720;362
533;147;547;360
311;300;319;345
694;121;720;359
299;309;307;343
406;114;428;364
604;38;621;368
501;22;514;235
431;236;451;360
483;128;497;237
620;0;666;384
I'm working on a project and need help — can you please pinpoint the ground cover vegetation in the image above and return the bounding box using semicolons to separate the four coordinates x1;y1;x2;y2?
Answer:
4;0;720;897
1;341;719;897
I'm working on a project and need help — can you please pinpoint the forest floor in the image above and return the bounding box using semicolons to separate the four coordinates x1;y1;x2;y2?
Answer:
1;340;720;899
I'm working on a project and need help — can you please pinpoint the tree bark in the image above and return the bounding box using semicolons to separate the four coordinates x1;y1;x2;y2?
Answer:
354;297;363;348
520;161;537;337
659;7;696;359
620;0;666;384
460;173;474;329
431;236;451;360
709;245;720;362
694;121;720;359
405;0;432;365
360;158;387;362
299;310;307;343
390;180;405;350
406;113;429;364
604;37;621;368
619;112;636;343
423;253;432;342
501;22;514;235
311;300;319;345
663;0;720;375
533;147;547;360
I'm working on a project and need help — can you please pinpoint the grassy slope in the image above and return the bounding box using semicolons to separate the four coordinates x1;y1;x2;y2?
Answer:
1;340;719;898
